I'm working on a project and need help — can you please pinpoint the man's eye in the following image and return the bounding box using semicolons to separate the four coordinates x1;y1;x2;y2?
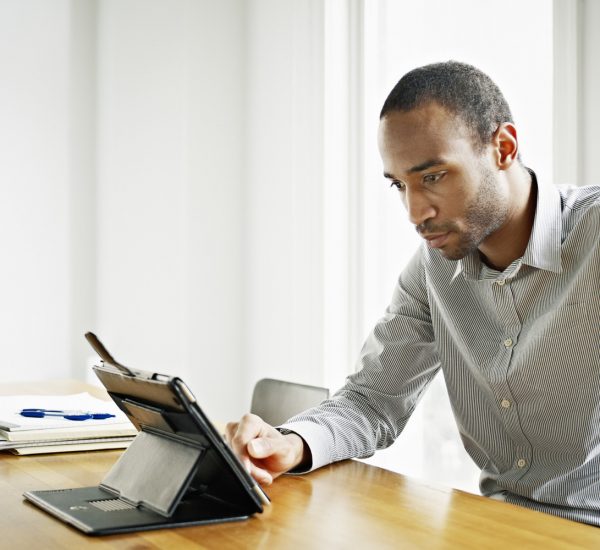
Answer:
423;172;444;184
389;180;405;191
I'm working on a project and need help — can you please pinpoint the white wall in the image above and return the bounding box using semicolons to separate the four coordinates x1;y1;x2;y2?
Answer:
94;0;329;418
95;0;246;420
553;0;600;187
0;0;328;420
582;0;600;185
0;1;248;420
94;0;329;417
0;0;96;381
244;0;326;394
68;1;99;379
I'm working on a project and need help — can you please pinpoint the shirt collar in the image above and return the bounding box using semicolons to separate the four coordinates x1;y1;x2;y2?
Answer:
457;168;562;281
521;169;562;273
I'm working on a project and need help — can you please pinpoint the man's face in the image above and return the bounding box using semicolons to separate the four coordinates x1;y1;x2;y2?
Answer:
378;102;510;261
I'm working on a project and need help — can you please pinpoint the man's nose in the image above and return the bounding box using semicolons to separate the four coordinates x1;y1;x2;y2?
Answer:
404;188;436;226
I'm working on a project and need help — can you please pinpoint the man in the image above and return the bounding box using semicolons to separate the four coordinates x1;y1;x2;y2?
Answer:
226;61;600;525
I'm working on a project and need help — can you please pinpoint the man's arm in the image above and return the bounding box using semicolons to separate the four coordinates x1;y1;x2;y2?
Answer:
227;247;438;481
273;247;439;471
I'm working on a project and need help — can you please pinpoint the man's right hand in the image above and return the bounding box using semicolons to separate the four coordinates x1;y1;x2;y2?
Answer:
225;413;310;485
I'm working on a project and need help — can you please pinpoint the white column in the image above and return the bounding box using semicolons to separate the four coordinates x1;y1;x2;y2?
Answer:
243;0;326;395
553;0;582;186
581;0;600;186
0;0;96;381
96;0;246;419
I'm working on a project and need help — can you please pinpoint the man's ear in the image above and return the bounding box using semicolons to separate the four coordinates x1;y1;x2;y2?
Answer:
492;123;518;169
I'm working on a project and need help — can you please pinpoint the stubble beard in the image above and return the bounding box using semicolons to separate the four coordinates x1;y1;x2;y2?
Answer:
419;165;510;261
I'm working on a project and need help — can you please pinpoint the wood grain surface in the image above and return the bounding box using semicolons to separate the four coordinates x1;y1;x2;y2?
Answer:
2;381;599;549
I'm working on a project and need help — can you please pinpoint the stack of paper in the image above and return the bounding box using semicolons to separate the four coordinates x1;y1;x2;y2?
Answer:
0;393;137;455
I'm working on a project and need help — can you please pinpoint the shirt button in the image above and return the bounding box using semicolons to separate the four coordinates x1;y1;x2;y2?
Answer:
501;399;511;409
496;279;506;286
517;458;527;468
503;338;513;348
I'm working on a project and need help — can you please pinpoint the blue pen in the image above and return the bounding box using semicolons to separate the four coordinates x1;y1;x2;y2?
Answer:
20;409;116;421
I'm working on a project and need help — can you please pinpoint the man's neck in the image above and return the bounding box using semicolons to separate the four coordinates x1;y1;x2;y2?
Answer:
478;167;537;272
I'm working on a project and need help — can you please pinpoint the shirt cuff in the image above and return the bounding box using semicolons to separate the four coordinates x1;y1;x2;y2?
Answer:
277;420;332;472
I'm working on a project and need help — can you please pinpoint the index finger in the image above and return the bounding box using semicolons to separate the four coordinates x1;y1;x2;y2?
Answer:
226;413;267;468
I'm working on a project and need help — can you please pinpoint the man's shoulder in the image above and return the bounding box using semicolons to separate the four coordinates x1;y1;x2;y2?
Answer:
556;184;600;244
418;244;462;278
397;245;459;290
558;183;600;213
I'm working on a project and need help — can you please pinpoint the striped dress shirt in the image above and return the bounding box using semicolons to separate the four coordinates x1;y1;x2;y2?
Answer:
280;171;600;525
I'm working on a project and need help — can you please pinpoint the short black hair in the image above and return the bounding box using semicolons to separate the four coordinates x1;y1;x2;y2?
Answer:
380;61;515;151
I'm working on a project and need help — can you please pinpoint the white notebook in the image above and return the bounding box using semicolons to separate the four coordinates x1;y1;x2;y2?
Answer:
0;393;136;442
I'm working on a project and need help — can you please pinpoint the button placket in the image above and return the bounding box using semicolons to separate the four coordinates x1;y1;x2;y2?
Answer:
488;273;531;476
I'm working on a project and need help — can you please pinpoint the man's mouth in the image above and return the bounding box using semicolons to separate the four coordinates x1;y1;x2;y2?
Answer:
422;232;450;249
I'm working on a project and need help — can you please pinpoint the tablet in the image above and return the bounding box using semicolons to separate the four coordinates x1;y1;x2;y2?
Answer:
23;333;269;535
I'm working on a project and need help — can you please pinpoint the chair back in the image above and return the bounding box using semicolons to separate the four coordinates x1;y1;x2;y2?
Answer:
250;378;329;426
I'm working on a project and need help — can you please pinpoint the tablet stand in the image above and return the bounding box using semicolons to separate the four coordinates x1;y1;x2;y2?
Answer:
100;430;204;517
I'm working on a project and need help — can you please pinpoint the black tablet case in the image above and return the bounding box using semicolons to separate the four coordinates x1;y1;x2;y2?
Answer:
23;337;267;535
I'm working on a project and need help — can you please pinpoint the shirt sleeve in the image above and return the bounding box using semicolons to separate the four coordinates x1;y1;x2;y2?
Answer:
278;247;441;471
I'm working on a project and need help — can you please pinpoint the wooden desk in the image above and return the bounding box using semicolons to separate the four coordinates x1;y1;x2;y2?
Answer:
2;382;600;548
